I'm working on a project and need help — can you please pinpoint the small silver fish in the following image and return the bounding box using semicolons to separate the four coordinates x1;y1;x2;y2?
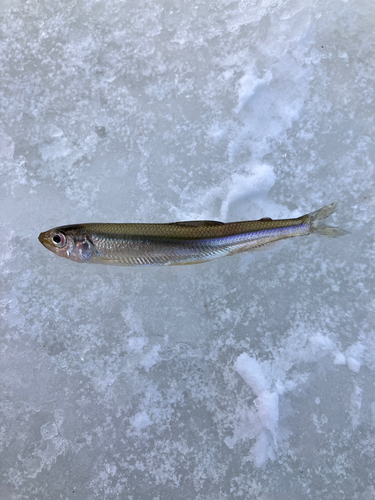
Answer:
38;203;344;266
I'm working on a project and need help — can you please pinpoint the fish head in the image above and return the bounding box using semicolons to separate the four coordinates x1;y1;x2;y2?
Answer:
38;225;94;263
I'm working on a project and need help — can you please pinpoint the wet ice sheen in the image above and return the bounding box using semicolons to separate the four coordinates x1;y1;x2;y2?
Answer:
0;0;374;498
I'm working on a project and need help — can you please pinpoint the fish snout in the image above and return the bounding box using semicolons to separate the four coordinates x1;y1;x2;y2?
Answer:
38;231;51;248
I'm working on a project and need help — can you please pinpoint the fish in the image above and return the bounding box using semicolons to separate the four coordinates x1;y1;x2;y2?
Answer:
38;202;345;266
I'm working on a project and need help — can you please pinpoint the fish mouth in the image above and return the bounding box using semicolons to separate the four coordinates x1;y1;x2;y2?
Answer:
38;232;45;244
38;231;52;250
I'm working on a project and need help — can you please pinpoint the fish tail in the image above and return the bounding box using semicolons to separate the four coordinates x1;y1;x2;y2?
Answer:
306;202;348;237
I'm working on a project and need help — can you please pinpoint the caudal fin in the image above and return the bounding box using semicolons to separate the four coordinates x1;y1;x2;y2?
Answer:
307;203;348;238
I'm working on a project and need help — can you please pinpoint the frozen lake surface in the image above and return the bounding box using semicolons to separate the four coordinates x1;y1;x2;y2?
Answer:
1;0;374;498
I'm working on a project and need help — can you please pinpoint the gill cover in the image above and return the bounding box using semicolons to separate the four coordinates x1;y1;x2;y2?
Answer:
74;237;95;261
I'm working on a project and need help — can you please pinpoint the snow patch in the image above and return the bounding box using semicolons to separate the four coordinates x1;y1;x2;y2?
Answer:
131;411;152;430
228;353;279;466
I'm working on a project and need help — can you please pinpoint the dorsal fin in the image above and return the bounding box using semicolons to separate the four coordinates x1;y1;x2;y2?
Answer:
260;217;272;221
168;220;224;227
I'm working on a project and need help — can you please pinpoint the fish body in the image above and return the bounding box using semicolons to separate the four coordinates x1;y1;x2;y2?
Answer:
38;203;343;266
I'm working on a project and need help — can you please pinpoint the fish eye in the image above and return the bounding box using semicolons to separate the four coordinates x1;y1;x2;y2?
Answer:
52;233;66;247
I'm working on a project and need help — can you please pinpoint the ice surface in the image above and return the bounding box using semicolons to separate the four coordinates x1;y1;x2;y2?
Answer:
1;0;375;498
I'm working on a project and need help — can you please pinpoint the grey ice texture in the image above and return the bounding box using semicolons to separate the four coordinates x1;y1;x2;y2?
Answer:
0;0;374;498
